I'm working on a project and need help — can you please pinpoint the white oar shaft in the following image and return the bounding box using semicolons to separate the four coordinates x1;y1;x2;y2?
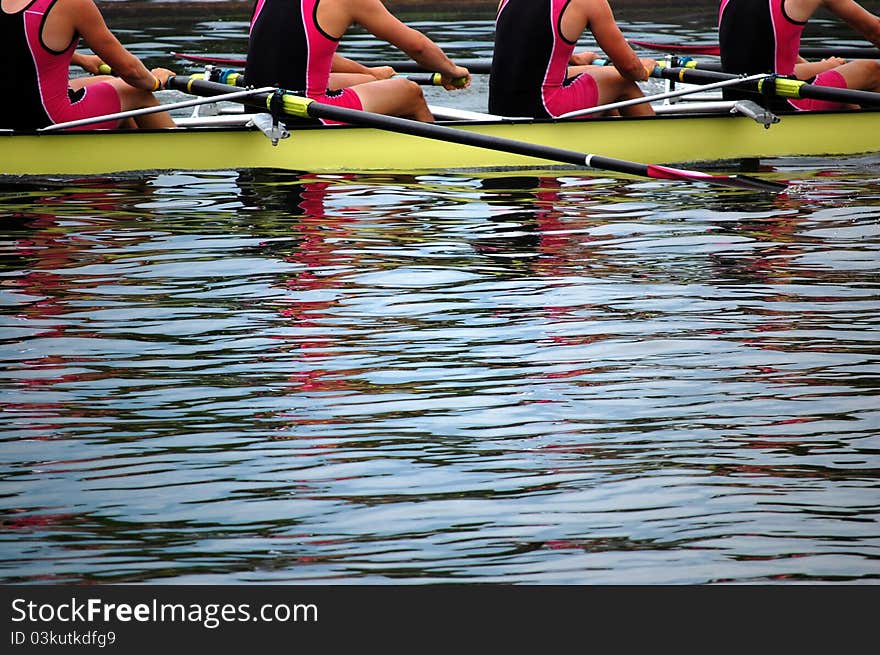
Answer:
558;73;768;119
38;86;277;132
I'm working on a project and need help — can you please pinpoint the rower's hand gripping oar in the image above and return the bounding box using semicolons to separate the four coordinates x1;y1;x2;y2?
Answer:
167;75;787;193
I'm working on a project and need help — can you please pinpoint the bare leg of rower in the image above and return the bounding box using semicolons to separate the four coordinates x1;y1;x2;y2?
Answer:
836;59;880;95
793;59;880;110
350;77;435;122
568;65;655;117
70;76;175;128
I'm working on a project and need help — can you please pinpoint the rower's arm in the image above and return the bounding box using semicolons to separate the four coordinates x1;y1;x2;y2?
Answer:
823;0;880;48
71;51;104;74
794;56;847;78
348;0;471;87
331;54;395;80
66;0;163;89
572;0;648;81
332;54;370;74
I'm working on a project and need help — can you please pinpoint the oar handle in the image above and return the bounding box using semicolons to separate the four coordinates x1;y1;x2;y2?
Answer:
403;73;468;87
401;73;439;86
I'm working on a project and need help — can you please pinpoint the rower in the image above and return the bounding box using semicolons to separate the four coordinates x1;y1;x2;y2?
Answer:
488;0;657;119
0;0;175;130
718;0;880;110
244;0;471;124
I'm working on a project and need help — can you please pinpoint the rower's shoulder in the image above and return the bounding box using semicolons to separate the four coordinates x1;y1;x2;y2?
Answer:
573;0;617;22
54;0;104;18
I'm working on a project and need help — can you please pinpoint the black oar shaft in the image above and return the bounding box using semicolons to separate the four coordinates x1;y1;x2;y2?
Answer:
797;82;880;106
166;76;785;193
319;102;588;167
799;46;880;59
288;100;775;190
656;66;880;107
348;58;492;75
168;77;652;171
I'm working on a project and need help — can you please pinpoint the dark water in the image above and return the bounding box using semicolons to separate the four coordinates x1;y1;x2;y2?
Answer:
1;4;879;584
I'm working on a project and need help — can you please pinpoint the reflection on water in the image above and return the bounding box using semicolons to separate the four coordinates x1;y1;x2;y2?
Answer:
2;157;879;583
2;6;880;583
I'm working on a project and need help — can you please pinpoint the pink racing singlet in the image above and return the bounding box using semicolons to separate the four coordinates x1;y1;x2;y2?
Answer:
245;0;363;124
718;0;849;110
1;0;121;130
489;0;599;118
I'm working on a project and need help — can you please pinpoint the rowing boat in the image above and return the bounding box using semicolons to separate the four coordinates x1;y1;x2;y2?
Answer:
2;78;879;177
4;107;878;177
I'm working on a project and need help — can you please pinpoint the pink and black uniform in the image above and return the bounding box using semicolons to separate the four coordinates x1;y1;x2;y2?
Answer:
1;0;120;130
245;0;363;123
489;0;599;118
718;0;848;110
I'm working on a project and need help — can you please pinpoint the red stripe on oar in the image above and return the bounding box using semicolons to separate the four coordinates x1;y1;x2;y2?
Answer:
647;164;716;181
630;40;721;56
647;165;787;192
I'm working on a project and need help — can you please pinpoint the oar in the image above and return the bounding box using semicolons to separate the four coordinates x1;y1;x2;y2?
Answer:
630;39;880;60
102;57;457;88
166;75;786;193
793;46;879;59
630;41;721;56
655;64;880;107
349;58;492;74
171;51;493;74
199;68;464;88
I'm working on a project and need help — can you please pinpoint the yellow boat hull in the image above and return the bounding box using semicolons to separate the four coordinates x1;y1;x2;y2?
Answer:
2;109;878;177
